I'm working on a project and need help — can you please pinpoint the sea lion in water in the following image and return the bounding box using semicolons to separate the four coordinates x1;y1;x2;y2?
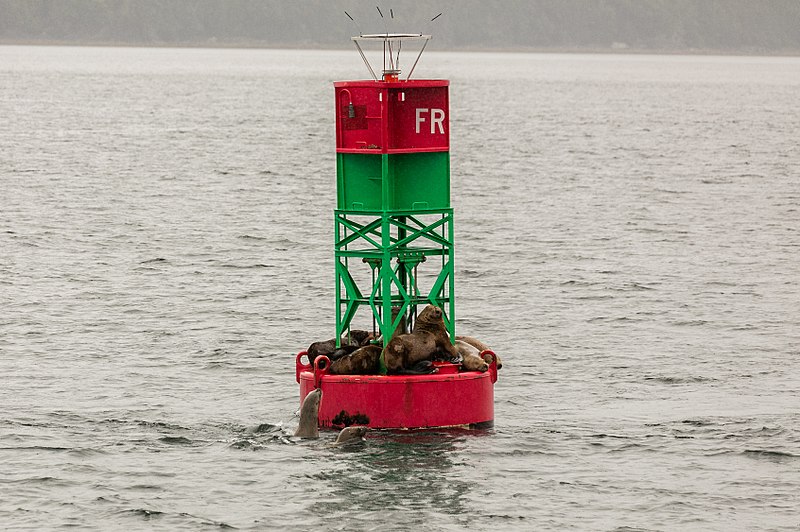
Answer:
456;335;503;369
293;389;370;444
294;388;322;438
332;426;368;445
454;340;489;372
384;305;459;374
329;345;382;375
307;330;373;366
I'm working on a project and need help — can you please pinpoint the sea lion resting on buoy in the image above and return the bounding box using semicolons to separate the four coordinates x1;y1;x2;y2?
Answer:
306;330;373;367
454;340;489;372
327;307;408;375
384;305;459;374
456;335;503;370
293;388;370;443
329;344;382;375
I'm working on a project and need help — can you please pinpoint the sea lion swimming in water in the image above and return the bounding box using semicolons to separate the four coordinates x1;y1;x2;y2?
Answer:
293;388;370;443
384;305;459;374
294;388;322;438
332;426;368;445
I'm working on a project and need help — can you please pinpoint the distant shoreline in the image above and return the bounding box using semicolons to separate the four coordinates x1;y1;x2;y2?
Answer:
2;39;799;58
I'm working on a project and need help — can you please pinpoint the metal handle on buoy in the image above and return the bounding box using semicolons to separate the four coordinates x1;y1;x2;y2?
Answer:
295;351;310;383
481;351;498;384
314;355;331;389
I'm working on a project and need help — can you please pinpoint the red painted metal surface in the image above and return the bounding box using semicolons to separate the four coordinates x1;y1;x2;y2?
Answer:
334;80;449;153
295;351;497;430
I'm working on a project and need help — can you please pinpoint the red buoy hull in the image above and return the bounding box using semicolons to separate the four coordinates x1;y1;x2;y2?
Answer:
296;352;497;430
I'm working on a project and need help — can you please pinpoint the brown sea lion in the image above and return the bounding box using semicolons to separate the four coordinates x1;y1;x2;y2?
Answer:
455;340;489;372
294;388;321;438
329;345;382;375
307;330;373;366
456;335;503;369
332;426;368;445
384;305;459;374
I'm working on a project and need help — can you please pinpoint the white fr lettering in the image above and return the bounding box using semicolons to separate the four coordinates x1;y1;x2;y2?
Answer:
415;108;445;134
431;108;445;134
415;108;428;134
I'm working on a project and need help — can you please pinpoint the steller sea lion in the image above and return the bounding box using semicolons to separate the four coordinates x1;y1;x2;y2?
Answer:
293;389;370;444
294;388;322;438
307;330;373;367
332;426;368;445
384;305;459;374
456;335;503;370
454;340;489;372
329;345;382;375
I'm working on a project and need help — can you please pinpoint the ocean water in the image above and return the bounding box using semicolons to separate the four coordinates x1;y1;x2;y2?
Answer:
1;45;799;531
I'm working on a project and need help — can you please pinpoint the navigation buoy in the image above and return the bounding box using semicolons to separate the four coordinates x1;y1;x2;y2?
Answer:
296;31;498;430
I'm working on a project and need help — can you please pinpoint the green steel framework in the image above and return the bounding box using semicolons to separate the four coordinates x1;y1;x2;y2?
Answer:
334;146;455;356
334;207;455;350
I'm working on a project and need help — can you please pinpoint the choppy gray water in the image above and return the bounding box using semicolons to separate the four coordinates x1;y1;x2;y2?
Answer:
2;46;799;531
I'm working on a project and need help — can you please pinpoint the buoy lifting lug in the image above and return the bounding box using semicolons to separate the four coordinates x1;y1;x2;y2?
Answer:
296;351;311;383
314;355;331;389
481;350;498;384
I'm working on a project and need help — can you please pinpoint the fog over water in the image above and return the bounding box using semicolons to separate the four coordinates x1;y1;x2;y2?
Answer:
1;46;800;530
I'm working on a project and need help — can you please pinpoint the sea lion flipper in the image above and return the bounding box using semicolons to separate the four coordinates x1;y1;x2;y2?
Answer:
447;353;463;365
398;360;437;375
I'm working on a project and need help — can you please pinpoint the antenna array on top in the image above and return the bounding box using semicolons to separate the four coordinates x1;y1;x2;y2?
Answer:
343;7;444;81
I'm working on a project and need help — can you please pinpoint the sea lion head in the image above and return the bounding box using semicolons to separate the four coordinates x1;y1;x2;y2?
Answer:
334;425;368;445
414;305;445;333
481;352;503;370
303;388;322;410
421;305;442;320
348;330;374;346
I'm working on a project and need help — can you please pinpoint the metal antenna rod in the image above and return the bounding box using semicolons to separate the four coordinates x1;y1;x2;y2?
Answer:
376;6;388;35
390;8;401;69
344;11;364;36
353;40;378;81
405;38;428;80
376;6;394;70
396;40;402;71
422;12;443;36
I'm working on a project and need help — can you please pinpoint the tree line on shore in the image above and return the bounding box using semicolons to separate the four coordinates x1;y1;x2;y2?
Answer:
1;0;799;54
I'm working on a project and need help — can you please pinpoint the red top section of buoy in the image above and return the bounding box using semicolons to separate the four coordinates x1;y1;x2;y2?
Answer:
334;80;449;154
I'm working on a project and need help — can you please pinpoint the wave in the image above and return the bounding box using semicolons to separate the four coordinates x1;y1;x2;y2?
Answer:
644;375;716;385
742;449;798;460
158;436;194;445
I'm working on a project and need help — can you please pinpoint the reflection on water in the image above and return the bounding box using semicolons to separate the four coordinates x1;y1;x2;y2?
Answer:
304;429;490;527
